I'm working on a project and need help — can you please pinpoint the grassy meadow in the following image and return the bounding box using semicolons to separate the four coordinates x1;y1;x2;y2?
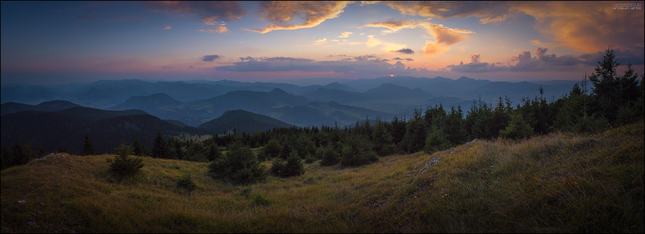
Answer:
1;121;643;233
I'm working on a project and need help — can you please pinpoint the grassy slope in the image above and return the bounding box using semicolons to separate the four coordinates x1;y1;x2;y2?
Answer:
1;122;643;233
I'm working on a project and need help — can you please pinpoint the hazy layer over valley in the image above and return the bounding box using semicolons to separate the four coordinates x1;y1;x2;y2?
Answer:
2;76;577;127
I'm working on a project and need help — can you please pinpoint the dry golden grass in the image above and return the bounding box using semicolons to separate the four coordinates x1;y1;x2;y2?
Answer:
1;121;643;233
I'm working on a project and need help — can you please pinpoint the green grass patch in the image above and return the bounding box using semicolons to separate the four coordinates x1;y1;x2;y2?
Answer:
1;121;643;232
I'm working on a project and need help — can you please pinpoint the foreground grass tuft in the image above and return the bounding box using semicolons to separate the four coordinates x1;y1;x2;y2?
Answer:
1;121;643;232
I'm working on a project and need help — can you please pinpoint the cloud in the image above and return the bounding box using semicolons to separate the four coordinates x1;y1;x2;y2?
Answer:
444;48;639;72
471;54;481;63
162;26;171;30
578;48;645;66
423;41;449;57
510;2;644;53
338;31;353;38
365;35;407;52
510;51;532;63
354;55;377;61
250;1;351;33
374;2;643;54
147;1;246;25
364;20;474;57
365;35;381;47
264;57;314;62
202;55;221;62
393;57;414;61
196;22;228;33
393;48;414;54
215;55;430;76
313;38;327;45
536;47;548;57
376;1;515;24
447;61;506;73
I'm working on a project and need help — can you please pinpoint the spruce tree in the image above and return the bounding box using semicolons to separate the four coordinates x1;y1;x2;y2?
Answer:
207;144;223;161
400;108;427;153
271;157;286;176
152;132;167;158
263;138;281;159
489;96;510;138
588;48;641;123
109;141;144;177
320;144;340;166
444;105;468;145
279;140;291;160
339;135;378;167
500;113;534;140
424;127;450;154
371;118;397;156
132;139;146;156
389;116;407;145
208;136;266;184
82;133;95;156
283;150;305;177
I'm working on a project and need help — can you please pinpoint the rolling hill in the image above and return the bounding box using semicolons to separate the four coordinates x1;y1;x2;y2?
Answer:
109;93;185;120
0;107;204;155
1;100;81;116
303;88;363;104
364;83;431;99
1;121;641;232
197;109;292;134
172;88;312;126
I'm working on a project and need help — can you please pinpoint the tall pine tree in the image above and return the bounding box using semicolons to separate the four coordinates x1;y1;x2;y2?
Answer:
82;133;95;156
152;132;168;159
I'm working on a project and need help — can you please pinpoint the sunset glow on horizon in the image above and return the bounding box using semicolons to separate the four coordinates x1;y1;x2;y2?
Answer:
1;1;643;85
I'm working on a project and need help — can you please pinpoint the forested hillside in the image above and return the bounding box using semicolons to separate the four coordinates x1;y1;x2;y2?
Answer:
198;109;292;134
0;107;203;163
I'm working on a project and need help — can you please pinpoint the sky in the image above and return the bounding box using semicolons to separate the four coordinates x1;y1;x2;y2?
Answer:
1;1;644;85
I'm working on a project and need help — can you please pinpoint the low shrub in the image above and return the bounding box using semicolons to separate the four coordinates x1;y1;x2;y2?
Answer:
176;173;197;192
109;141;144;177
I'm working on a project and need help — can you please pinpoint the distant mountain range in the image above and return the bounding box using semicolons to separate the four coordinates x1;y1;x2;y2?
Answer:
107;88;398;127
1;76;578;129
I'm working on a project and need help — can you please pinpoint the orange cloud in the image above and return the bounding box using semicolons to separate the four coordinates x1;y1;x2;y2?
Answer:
313;38;327;45
423;41;449;57
251;1;352;34
374;1;644;53
162;26;171;30
536;47;548;57
510;2;644;53
365;20;474;57
379;1;514;24
196;22;228;33
364;35;406;52
338;31;353;38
